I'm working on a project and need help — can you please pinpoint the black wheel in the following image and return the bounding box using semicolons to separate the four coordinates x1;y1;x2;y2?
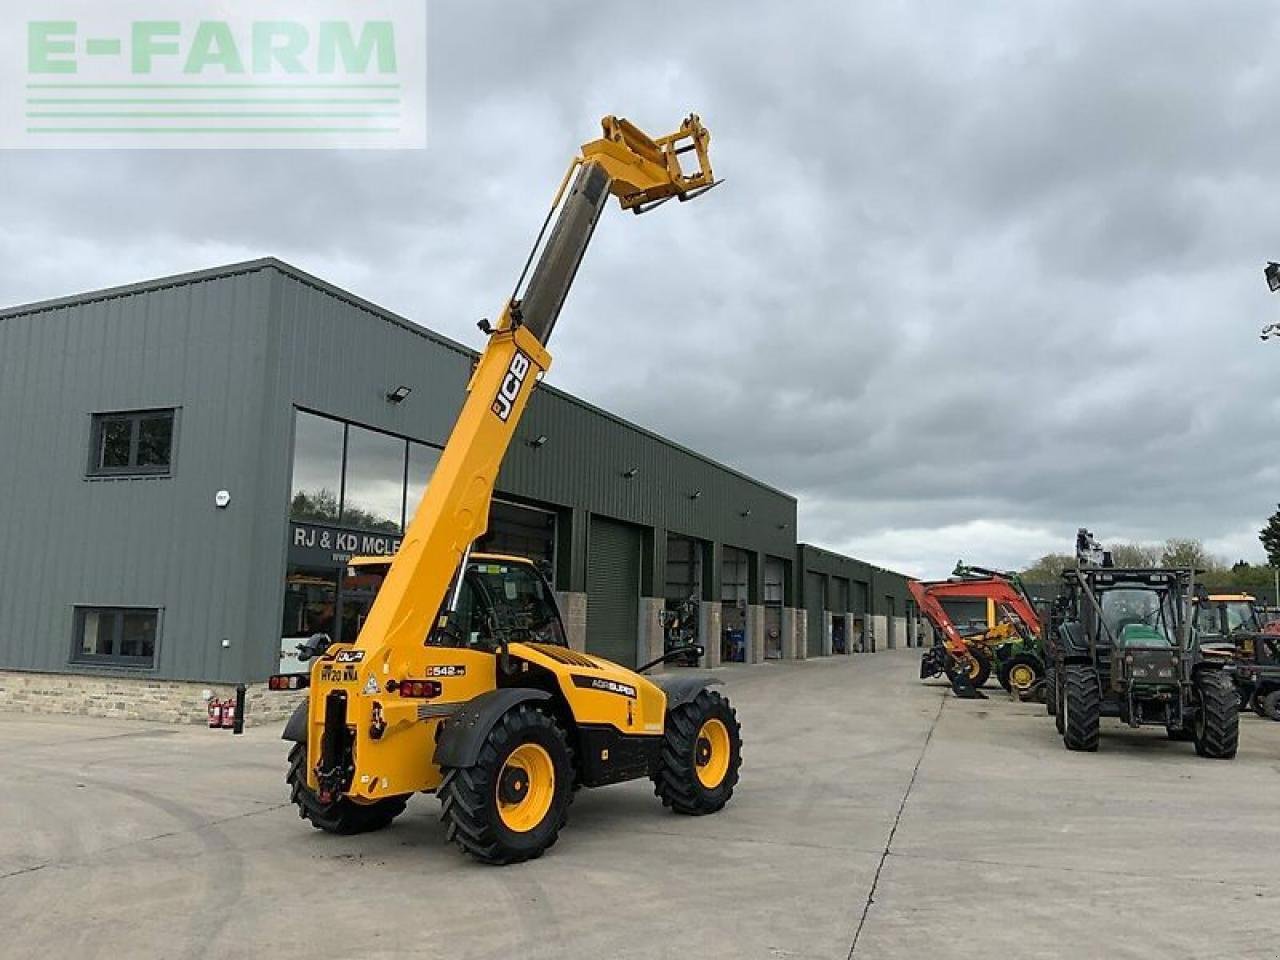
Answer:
438;704;573;865
998;655;1043;698
1062;664;1100;752
1044;666;1057;717
652;688;742;815
965;648;992;689
1054;671;1065;735
286;743;408;835
1252;693;1270;718
1233;681;1255;713
1260;689;1280;722
1192;671;1239;759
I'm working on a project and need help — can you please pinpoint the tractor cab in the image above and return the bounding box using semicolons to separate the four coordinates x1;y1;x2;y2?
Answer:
346;553;569;652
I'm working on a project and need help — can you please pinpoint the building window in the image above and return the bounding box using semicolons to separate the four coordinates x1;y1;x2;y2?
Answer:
89;409;175;476
288;410;444;533
342;424;406;533
72;607;159;668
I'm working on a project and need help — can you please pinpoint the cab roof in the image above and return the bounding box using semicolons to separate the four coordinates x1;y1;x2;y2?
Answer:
347;552;535;569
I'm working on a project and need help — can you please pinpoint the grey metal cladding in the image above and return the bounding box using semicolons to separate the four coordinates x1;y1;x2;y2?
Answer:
0;259;800;683
796;543;914;617
0;268;276;682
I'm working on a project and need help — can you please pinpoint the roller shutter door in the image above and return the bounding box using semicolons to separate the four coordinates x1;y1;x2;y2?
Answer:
833;577;850;615
805;572;826;657
586;517;642;667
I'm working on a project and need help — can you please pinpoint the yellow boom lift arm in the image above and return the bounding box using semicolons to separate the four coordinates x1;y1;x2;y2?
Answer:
299;115;716;802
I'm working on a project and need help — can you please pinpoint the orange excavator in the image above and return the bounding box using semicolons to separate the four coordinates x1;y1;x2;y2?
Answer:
911;564;1043;700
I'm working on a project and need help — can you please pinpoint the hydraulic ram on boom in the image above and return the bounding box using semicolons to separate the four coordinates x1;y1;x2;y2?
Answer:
286;115;723;832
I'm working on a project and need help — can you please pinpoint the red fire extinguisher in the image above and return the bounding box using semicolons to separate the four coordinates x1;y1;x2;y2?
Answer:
220;696;236;730
207;696;223;728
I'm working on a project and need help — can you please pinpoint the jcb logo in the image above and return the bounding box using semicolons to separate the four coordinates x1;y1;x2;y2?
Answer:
491;351;531;422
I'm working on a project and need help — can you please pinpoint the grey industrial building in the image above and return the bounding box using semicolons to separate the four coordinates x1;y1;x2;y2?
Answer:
0;259;918;722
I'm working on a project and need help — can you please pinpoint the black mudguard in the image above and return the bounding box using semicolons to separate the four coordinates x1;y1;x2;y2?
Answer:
433;688;553;769
650;673;722;710
281;701;308;743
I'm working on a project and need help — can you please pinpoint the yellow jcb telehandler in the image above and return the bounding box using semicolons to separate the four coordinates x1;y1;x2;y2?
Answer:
269;114;741;864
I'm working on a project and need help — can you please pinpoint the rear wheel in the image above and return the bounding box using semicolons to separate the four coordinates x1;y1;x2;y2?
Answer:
286;743;408;835
1044;666;1058;717
438;704;573;865
1062;664;1100;752
652;689;742;815
1192;671;1239;759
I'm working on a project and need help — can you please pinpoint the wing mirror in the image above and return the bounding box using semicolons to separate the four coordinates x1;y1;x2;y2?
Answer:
295;632;334;662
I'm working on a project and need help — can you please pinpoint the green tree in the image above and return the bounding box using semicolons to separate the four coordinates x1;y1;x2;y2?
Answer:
1159;538;1222;572
1261;505;1280;568
1021;553;1075;583
1110;542;1161;568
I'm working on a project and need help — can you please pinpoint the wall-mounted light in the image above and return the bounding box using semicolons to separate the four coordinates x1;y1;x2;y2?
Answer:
740;508;753;518
777;522;787;530
689;490;702;500
622;466;640;479
527;435;549;448
386;385;413;404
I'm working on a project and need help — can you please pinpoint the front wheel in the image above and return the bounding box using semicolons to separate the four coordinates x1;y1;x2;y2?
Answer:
1261;689;1280;721
1044;666;1057;717
1192;671;1239;759
652;689;742;815
965;648;992;689
286;743;408;835
438;704;573;865
1062;664;1100;752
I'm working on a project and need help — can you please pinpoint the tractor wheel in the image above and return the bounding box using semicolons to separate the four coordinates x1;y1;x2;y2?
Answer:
438;704;573;865
285;743;408;835
999;655;1043;698
652;688;742;815
1054;671;1065;734
1062;664;1100;752
1260;689;1280;722
1251;693;1270;718
1192;672;1239;759
965;648;993;689
1044;666;1057;717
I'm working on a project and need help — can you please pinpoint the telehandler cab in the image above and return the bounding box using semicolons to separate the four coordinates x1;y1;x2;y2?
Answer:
270;114;742;864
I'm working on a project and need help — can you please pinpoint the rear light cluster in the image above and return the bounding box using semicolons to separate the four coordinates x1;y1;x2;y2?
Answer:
268;674;309;691
396;679;442;698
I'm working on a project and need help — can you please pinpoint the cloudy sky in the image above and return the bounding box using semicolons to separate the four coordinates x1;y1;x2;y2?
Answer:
3;1;1278;578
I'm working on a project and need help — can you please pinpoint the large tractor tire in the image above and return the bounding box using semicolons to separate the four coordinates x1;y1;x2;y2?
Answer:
438;704;573;865
652;689;742;815
1062;664;1100;752
998;655;1043;698
286;743;408;835
1192;671;1239;759
1044;666;1057;717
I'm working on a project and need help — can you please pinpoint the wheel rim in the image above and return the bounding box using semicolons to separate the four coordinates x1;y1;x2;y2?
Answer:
694;718;731;789
966;657;982;680
496;743;555;833
1010;663;1036;692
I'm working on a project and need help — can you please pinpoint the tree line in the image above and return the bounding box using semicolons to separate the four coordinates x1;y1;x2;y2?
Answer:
1018;505;1280;604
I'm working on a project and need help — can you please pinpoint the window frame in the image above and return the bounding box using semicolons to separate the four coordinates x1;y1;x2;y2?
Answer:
70;605;162;669
87;408;178;478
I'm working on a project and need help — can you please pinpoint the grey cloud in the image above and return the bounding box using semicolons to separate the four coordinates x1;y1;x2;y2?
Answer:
2;1;1276;578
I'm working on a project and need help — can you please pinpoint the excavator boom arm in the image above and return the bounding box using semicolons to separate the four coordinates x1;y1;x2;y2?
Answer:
910;577;1042;658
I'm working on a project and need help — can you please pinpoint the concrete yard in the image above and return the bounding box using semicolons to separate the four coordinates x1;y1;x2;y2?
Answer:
2;649;1278;960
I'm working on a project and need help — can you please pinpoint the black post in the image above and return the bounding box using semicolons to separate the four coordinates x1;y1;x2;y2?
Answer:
233;683;246;735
